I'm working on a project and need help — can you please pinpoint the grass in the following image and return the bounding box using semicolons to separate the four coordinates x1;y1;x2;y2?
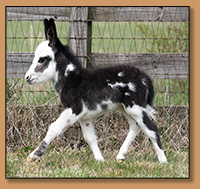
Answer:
6;79;59;105
153;79;189;106
6;21;189;53
92;21;188;53
6;21;69;52
6;147;189;178
6;78;189;106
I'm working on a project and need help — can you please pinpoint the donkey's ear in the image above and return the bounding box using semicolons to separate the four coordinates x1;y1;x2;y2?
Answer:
44;18;50;40
44;18;58;47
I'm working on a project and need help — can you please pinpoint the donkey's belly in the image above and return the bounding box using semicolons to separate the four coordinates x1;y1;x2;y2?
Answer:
80;100;119;121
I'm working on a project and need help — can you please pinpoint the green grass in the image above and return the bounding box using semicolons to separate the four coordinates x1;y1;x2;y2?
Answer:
92;21;188;53
6;78;59;105
6;21;189;53
6;78;189;106
153;79;189;106
6;21;69;52
6;147;189;178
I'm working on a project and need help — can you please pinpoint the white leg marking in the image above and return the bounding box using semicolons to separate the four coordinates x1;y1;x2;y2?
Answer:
117;108;141;160
117;121;141;160
150;139;168;163
140;125;167;163
123;105;167;163
28;108;79;160
28;146;40;160
44;108;78;144
80;120;104;162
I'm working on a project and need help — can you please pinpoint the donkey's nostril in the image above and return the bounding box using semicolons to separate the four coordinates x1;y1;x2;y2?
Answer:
25;75;34;84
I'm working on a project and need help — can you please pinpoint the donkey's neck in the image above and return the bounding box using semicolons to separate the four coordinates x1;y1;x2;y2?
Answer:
52;72;61;93
51;41;83;94
52;62;82;94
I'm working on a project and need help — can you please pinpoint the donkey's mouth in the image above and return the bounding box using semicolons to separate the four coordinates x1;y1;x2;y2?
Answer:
26;78;35;84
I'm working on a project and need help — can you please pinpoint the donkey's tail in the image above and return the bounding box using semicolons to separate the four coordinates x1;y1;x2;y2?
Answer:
146;80;157;121
147;80;154;107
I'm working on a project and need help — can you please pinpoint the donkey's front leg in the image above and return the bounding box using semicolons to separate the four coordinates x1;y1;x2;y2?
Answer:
80;120;104;162
27;108;78;162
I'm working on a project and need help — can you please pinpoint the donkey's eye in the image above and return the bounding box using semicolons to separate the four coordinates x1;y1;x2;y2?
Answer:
38;57;46;63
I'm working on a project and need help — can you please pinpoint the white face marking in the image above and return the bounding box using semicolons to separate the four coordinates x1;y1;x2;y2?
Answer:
118;71;125;77
25;40;57;84
35;41;55;60
64;63;76;77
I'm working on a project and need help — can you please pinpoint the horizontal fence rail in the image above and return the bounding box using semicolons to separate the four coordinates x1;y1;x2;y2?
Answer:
7;7;189;21
6;7;71;21
7;52;189;79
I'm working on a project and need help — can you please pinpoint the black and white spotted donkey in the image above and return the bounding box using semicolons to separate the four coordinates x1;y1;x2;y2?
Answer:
25;18;167;163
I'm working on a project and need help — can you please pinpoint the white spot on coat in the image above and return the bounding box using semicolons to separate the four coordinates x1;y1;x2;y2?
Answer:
118;71;125;77
127;82;136;92
125;92;131;96
108;82;136;92
142;78;147;86
65;63;76;77
108;82;126;89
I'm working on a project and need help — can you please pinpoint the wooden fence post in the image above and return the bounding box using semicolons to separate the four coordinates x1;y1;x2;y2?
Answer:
70;7;92;68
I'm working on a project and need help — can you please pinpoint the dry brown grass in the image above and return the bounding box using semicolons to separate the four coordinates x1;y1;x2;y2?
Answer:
6;105;189;154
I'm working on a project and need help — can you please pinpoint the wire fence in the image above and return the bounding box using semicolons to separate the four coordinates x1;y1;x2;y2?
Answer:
6;7;189;155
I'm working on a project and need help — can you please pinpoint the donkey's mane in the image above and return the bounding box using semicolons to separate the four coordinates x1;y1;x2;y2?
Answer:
59;42;82;68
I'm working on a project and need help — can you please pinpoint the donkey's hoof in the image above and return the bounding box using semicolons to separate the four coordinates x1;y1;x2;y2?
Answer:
117;159;125;163
26;156;35;163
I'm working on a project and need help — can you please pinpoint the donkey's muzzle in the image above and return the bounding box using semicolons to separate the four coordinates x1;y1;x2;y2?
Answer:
25;75;35;84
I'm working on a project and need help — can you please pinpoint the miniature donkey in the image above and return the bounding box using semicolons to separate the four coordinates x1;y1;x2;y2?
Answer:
25;18;167;163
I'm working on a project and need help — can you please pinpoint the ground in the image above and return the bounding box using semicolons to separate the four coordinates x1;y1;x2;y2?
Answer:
6;147;189;178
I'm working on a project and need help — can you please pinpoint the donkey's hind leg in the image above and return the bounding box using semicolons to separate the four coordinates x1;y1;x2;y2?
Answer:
141;111;167;163
124;105;167;163
116;111;141;161
116;119;141;161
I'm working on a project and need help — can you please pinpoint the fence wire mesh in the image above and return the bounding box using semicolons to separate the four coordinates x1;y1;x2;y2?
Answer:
6;7;189;157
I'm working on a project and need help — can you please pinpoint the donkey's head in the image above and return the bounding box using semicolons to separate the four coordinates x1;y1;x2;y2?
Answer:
25;18;59;85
